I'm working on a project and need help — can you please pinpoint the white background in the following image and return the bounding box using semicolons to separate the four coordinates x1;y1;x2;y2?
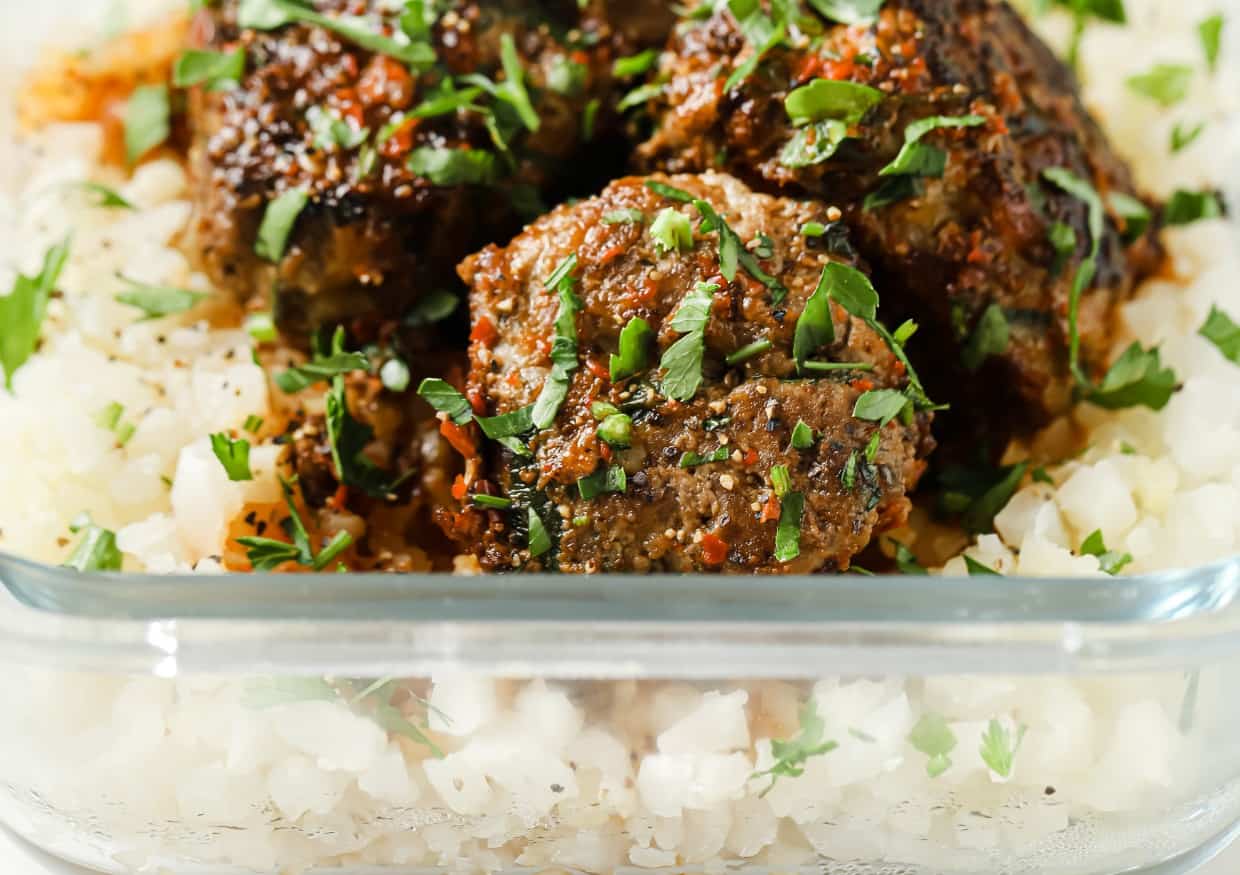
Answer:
1;0;1238;872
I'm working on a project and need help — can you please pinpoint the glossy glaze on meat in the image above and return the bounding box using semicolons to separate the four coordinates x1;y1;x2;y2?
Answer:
453;173;933;573
636;0;1163;439
186;0;673;336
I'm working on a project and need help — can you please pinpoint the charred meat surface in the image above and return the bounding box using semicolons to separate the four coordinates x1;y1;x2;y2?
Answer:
636;0;1163;438
450;172;933;574
187;0;673;336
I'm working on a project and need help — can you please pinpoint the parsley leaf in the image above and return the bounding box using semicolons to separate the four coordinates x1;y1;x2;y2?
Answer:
679;447;730;468
780;120;849;168
879;114;985;178
1087;341;1178;410
893;541;927;575
1199;305;1240;363
754;700;838;795
693;198;787;303
964;554;1002;576
908;713;956;778
775;491;804;562
0;238;70;390
960;303;1009;371
790;420;816;450
532;256;581;429
403;288;459;326
1171;120;1205;153
475;405;535;439
660;281;717;401
1042;167;1104;388
275;343;369;393
1198;13;1224;72
650;207;693;255
793;268;838;369
1079;529;1133;575
603;208;645;225
807;0;884;24
210;432;253;481
115;278;208;320
307;105;370;152
63;181;135;209
962;460;1028;535
853;389;911;425
613;48;659;77
123;84;170;166
578;464;627;499
527;506;553;557
238;480;355;571
63;524;123;572
784;79;884;127
173;47;246;90
863;174;918;210
979;719;1026;778
724;21;786;93
1126;63;1194;107
416;378;473;425
255;188;309;262
238;0;435;68
406;147;497;185
1108;192;1152;242
644;179;696;203
1164;188;1223;225
611;316;654;382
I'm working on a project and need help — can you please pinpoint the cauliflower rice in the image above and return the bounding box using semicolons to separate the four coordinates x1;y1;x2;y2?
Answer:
0;1;1239;874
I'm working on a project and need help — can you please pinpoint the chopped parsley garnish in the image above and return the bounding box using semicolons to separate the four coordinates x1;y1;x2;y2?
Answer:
238;0;435;68
878;114;986;178
173;47;246;90
532;255;581;429
753;700;838;796
403;289;459;326
1108;192;1152;242
323;336;408;497
418;378;479;421
462;34;539;132
650;207;693;255
123;84;170;166
471;494;513;509
244;414;264;434
274;340;370;393
960;303;1009;372
1198;13;1224;72
610;316;654;382
408;83;482;119
937;459;1029;535
1164;188;1223;225
63;523;123;572
617;82;664;111
790;420;816;451
210;432;253;482
1199;305;1240;363
679;447;730;468
613;48;658;77
979;719;1026;778
893;541;927;575
547;55;587;97
578;464;628;499
237;481;354;571
582;97;600;140
862;175;918;211
791;266;833;371
807;0;884;24
0;238;69;391
963;554;1002;576
475;405;535;439
1042;167;1104;388
307;105;370;152
244;311;277;342
406;147;498;185
841;451;858;491
255;188;310;262
1048;221;1076;278
115;278;208;320
64;181;135;210
1125;63;1194;107
853;389;911;425
1087;342;1178;411
908;713;956;778
602;208;645;225
1171;120;1205;153
1079;529;1133;575
726;337;772;366
724;20;786;93
659;281;718;401
772;466;804;563
693;198;787;302
781;120;849;168
783;79;884;127
527;506;553;557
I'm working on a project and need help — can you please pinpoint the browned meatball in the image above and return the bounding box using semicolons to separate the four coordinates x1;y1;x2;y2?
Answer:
447;172;933;574
635;0;1163;440
186;0;672;336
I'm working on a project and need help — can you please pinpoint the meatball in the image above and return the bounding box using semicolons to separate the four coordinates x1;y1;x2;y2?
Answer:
449;172;934;574
186;0;672;337
635;0;1163;439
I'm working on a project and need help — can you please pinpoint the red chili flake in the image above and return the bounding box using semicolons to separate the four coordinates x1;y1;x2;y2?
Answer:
700;532;729;566
743;448;759;467
440;419;477;459
600;243;627;264
470;315;500;348
795;54;824;83
638;276;659;302
466;387;488;416
451;475;468;502
328;483;349;511
853;378;876;392
586;357;611;381
760;494;781;524
599;442;613;463
380;117;418;159
821;58;856;81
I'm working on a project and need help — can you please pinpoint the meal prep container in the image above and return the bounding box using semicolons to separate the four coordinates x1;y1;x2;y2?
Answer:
2;556;1240;875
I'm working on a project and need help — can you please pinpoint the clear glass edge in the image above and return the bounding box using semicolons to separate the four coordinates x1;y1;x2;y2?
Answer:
2;551;1240;678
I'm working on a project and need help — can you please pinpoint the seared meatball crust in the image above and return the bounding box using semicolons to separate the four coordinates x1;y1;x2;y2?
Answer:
187;0;673;336
636;0;1163;438
455;172;933;574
